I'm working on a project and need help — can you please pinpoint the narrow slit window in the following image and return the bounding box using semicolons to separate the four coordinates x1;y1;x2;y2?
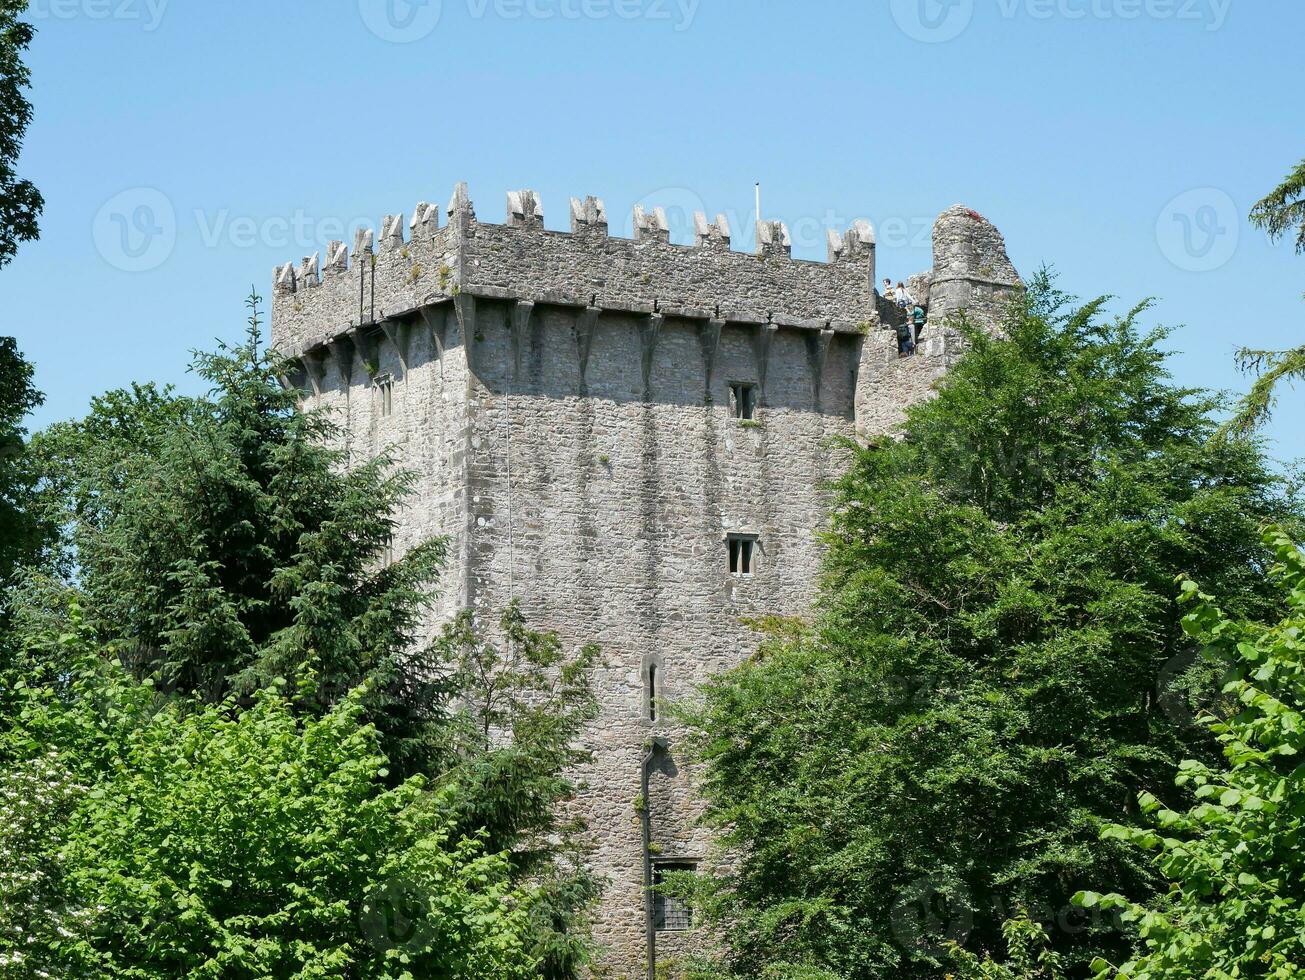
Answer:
375;373;394;417
729;382;757;420
647;664;658;722
653;864;696;932
727;534;758;576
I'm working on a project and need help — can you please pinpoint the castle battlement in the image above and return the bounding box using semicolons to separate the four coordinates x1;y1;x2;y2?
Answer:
271;182;886;359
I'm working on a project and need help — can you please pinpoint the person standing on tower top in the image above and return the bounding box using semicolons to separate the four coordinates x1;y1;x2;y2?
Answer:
896;281;914;315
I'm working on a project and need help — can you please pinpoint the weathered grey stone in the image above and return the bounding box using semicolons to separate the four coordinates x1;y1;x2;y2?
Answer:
410;201;440;240
755;219;791;258
352;226;374;258
270;187;1022;978
506;189;544;230
634;204;671;244
571;195;609;235
297;252;319;290
324;240;349;276
693;211;731;250
380;214;406;251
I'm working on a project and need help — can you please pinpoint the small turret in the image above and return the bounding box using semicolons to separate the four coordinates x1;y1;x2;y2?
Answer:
924;205;1022;331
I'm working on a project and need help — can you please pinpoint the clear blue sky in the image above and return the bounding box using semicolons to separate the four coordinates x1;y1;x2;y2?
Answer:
6;0;1303;460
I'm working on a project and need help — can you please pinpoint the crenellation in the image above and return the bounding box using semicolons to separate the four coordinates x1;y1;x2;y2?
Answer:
410;201;440;240
693;211;731;250
506;189;545;230
297;253;320;290
380;214;406;251
755;219;791;258
827;218;875;264
325;240;349;276
352;226;374;258
570;195;609;236
274;260;296;294
633;204;670;244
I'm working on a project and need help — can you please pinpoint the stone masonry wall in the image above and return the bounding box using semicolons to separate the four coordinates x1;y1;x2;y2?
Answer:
270;183;1021;978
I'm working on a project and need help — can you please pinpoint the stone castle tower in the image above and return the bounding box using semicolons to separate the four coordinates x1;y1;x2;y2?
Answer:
270;184;1021;977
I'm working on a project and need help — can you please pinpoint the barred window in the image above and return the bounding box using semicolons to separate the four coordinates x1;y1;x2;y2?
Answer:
653;864;695;932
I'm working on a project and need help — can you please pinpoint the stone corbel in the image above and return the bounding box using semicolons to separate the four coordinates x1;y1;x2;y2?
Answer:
418;304;448;364
379;319;412;374
752;322;778;404
806;326;836;409
698;318;725;402
639;313;664;400
328;335;358;388
353;328;379;377
300;348;327;398
453;293;477;346
575;306;600;396
510;300;536;383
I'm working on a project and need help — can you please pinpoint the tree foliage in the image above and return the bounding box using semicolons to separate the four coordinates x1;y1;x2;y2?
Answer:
675;275;1298;978
1251;157;1305;257
432;605;603;979
0;336;44;624
949;914;1067;980
1075;528;1305;979
0;618;540;979
31;295;449;775
0;0;42;269
19;298;603;975
1222;156;1305;439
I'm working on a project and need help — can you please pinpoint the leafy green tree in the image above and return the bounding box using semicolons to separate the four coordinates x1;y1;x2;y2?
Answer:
31;295;449;775
949;914;1067;980
1075;527;1305;979
0;336;45;624
675;275;1298;978
432;604;603;979
0;618;540;979
25;297;603;975
1251;158;1305;257
0;0;42;269
1222;158;1305;438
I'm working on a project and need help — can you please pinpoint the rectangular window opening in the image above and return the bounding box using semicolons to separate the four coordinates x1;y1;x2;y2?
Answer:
728;382;757;420
375;373;394;417
653;863;696;932
727;534;758;576
647;664;658;722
